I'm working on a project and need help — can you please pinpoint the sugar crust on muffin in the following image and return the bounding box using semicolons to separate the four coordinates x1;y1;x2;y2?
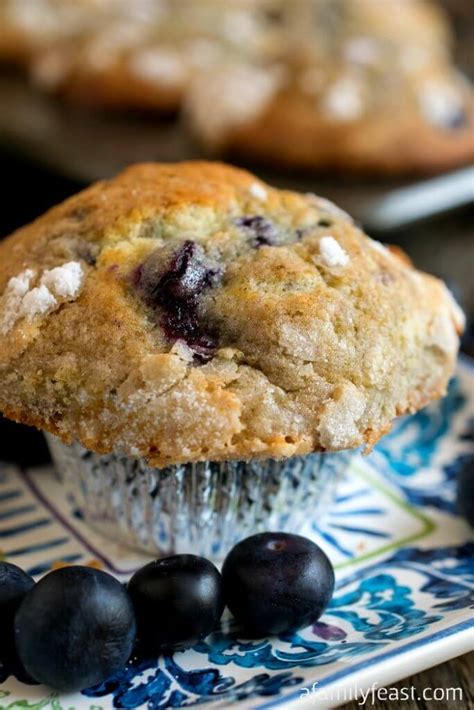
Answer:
0;162;464;465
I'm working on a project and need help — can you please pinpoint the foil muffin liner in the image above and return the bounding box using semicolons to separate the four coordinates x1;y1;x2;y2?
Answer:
46;435;353;559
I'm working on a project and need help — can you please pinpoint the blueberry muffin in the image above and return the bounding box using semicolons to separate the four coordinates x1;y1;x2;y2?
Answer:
19;0;281;111
0;161;464;465
187;0;474;173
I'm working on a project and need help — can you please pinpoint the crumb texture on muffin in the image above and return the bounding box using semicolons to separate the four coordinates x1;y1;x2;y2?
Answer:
0;162;463;465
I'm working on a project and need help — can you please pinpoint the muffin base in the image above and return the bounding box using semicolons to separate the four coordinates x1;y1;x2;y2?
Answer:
46;435;352;559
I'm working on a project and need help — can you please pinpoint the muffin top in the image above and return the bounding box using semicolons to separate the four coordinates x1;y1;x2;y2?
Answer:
0;162;464;465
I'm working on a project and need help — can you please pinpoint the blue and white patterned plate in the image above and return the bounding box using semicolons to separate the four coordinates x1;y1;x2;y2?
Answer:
1;360;473;709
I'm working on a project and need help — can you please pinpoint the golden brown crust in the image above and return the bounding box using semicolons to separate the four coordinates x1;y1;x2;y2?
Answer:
224;89;474;174
0;161;463;465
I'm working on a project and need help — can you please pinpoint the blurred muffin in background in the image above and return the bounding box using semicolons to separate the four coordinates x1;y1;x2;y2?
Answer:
6;0;282;111
187;0;474;173
0;0;472;174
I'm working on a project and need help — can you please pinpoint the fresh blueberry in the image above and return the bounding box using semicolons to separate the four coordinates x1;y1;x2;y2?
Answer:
457;456;474;527
0;563;35;662
222;532;335;636
14;566;136;692
135;241;219;361
236;215;278;247
128;554;224;653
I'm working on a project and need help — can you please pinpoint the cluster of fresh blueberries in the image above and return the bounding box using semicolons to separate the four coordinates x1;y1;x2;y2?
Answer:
0;532;335;694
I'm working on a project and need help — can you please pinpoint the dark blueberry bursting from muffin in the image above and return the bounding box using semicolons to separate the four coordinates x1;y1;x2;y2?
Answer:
135;241;220;362
236;215;278;247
